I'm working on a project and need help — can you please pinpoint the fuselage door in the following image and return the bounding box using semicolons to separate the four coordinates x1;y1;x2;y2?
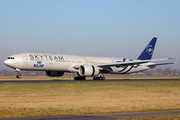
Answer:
23;56;28;68
49;59;53;70
49;59;53;64
23;56;27;63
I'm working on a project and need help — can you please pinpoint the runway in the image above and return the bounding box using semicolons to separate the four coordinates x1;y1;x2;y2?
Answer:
1;110;180;120
0;79;180;83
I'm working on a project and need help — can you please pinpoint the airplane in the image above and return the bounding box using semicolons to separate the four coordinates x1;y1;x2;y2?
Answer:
4;37;176;80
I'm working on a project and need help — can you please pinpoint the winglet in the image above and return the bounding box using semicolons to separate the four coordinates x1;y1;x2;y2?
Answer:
137;37;157;60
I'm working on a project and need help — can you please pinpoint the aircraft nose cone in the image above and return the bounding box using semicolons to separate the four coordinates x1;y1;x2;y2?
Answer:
4;60;8;65
4;59;11;66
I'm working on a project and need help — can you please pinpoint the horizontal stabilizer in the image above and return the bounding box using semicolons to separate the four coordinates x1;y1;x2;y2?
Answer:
146;62;176;67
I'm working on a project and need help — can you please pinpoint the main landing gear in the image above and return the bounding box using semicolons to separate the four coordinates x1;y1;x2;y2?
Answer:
14;68;21;78
74;72;105;80
93;76;105;80
74;75;105;80
74;76;86;80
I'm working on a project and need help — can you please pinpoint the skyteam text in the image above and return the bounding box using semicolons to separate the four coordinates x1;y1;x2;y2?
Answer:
29;54;64;61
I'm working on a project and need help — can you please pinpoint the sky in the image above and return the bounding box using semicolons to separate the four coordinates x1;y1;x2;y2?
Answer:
0;0;179;70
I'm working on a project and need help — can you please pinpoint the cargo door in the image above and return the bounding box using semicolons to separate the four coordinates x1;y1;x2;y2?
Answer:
84;59;89;64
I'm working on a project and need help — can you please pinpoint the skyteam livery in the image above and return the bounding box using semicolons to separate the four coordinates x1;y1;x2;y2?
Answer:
4;37;175;80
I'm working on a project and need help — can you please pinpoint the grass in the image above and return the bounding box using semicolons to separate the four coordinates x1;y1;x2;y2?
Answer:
0;81;180;118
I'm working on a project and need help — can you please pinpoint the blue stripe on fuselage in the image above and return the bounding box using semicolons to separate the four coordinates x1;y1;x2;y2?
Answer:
118;58;137;73
123;65;134;74
118;58;128;72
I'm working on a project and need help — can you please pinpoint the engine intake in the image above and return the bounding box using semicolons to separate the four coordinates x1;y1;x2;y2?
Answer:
46;71;64;77
79;65;99;77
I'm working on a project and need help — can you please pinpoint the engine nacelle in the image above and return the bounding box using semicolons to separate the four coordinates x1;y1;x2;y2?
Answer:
79;65;99;77
46;71;64;77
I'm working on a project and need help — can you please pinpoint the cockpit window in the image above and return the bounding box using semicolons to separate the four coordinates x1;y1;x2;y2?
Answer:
7;57;14;59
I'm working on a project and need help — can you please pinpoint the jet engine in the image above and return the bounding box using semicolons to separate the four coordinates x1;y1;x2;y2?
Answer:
46;71;64;77
79;65;99;77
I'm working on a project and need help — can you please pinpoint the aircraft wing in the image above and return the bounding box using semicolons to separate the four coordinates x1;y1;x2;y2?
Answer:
72;60;148;69
97;60;148;68
97;58;175;68
71;58;175;69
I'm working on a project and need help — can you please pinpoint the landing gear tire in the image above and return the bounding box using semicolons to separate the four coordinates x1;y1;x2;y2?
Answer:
16;75;21;78
93;76;105;80
74;76;86;80
101;77;105;80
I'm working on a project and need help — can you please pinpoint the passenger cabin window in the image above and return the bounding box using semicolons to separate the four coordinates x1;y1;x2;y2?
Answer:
7;57;14;59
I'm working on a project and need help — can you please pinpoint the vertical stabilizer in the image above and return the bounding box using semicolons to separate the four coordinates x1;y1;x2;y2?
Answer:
137;37;157;60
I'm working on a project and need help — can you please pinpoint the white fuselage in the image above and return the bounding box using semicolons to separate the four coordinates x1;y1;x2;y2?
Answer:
4;53;151;74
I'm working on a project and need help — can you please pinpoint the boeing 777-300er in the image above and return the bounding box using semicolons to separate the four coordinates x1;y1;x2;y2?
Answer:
4;37;176;80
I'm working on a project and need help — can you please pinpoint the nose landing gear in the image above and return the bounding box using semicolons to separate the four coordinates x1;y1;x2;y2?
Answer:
16;74;21;78
14;68;21;78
